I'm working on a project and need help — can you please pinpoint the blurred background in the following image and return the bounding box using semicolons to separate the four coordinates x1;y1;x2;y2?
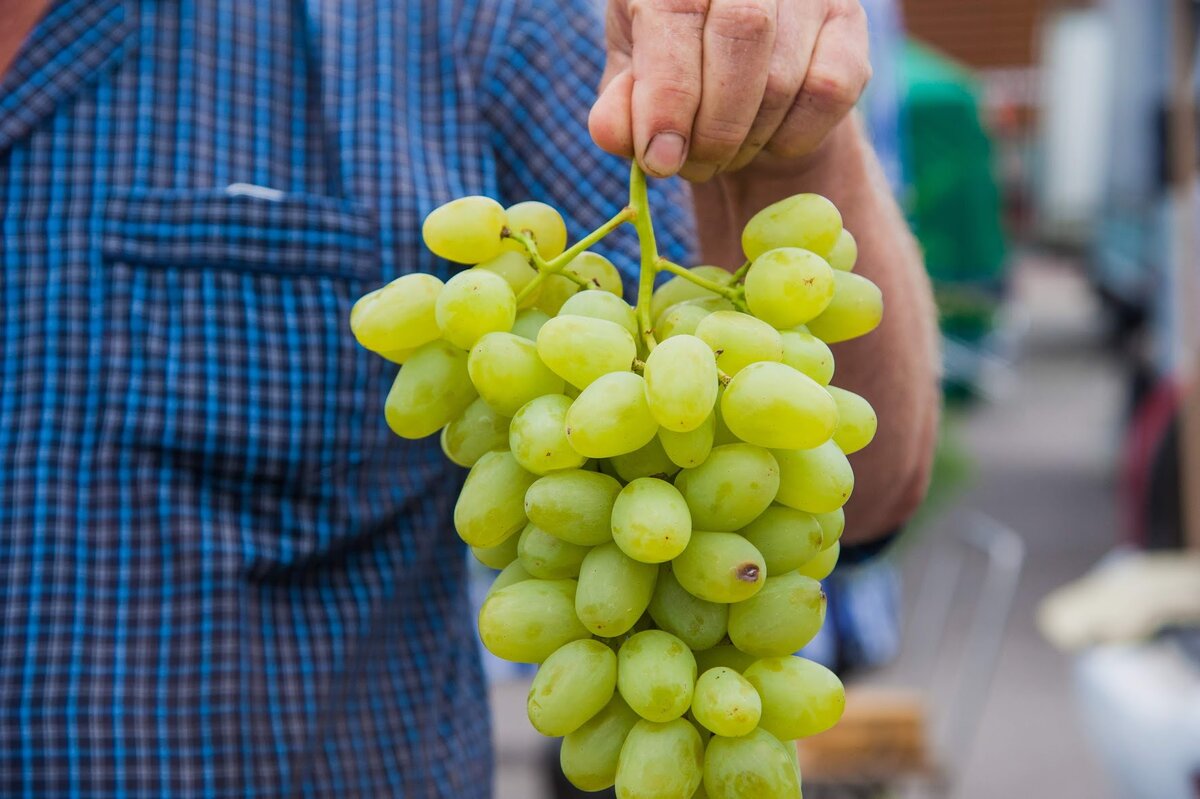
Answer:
489;1;1200;797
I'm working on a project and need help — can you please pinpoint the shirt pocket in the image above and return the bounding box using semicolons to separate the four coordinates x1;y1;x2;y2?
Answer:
99;187;393;489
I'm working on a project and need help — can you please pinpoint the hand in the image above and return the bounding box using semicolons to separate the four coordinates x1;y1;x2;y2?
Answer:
589;0;872;182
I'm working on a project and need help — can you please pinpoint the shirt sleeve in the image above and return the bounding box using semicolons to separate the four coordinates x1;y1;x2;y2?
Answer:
479;0;697;288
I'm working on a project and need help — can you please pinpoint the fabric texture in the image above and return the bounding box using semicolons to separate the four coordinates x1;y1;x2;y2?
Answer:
0;0;695;797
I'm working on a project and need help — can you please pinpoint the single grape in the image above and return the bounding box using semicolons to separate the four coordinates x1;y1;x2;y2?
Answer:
434;269;516;349
805;270;883;343
441;396;509;467
524;468;622;546
617;630;697;722
422;195;508;264
467;331;564;416
774;441;854;514
527;639;618;736
727;571;826;657
470;532;521;570
738;505;824;575
827;385;877;454
743;248;835;328
517;523;590;579
702;727;802;799
744;656;845;740
511;307;552;340
672;530;766;603
487;560;533;596
694;311;784;376
537;315;637;389
692;667;762;738
611;478;692;563
378;346;419;365
384;340;476;439
675;444;779;531
659;413;716;469
509;394;586;475
643;334;719;432
814;508;845;549
565;371;659;458
720;362;838;450
780;327;835;386
609;436;680;482
559;290;638;340
796;541;840;581
564;251;624;295
478;577;590;663
349;273;443;354
502;200;568;259
477;250;542;309
535;273;581;315
576;542;659;637
561;693;641;792
650;265;733;321
615;718;705;799
741;192;842;261
825;228;858;271
657;301;715;340
453;451;538;547
647;563;728;651
693;645;759;675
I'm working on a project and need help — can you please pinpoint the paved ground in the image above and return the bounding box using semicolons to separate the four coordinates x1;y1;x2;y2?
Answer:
488;254;1124;799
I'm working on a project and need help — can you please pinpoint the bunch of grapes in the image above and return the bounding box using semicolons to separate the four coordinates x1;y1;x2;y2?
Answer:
350;165;882;799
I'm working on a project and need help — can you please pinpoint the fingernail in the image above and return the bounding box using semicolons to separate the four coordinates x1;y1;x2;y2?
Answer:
643;132;687;177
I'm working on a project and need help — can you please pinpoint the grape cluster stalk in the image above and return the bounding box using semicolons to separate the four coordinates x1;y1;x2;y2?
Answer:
350;163;883;799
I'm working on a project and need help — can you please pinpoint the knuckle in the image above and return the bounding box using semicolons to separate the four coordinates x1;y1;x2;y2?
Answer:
695;115;751;149
709;1;776;42
803;65;862;111
760;69;800;114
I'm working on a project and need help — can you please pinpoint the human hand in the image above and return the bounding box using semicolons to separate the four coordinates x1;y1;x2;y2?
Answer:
589;0;871;182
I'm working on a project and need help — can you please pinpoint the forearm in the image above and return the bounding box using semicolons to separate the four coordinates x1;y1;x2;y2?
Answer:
692;116;941;544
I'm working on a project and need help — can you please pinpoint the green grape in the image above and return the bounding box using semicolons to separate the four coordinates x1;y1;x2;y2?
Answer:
744;656;845;740
384;340;476;439
488;560;533;596
727;571;825;657
780;327;834;386
617;630;697;722
647;564;728;651
565;372;659;458
378;346;419;365
502;200;568;259
741;192;842;261
453;451;538;547
693;785;710;799
527;639;618;736
702;727;802;799
576;542;659;637
711;392;740;446
675;444;779;531
673;531;766;603
511;308;552;341
687;709;714;747
508;394;586;475
826;229;858;271
814;508;845;549
738;505;824;575
774;441;854;514
692;667;762;738
561;693;641;792
470;532;521;569
827;386;877;454
535;274;581;315
517;523;590;579
564;251;624;295
560;290;639;339
743;248;835;329
650;265;733;321
805;270;883;344
441;396;509;467
349;273;443;354
611;478;692;563
434;269;516;349
694;311;784;376
643;335;719;432
796;541;840;581
659;413;715;469
422;195;508;264
610;436;680;482
694;645;758;675
537;315;637;389
657;301;714;340
720;362;838;450
477;250;541;309
598;612;656;654
524;468;622;546
479;578;590;663
467;332;564;417
615;718;705;799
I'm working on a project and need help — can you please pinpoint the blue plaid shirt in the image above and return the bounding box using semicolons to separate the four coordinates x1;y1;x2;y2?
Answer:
0;1;694;796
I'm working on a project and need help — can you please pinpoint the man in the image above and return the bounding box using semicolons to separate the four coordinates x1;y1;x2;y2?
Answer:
0;0;938;796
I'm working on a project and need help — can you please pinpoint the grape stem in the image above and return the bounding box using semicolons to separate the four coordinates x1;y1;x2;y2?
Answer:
545;207;635;272
731;260;752;283
629;163;660;352
657;257;744;303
